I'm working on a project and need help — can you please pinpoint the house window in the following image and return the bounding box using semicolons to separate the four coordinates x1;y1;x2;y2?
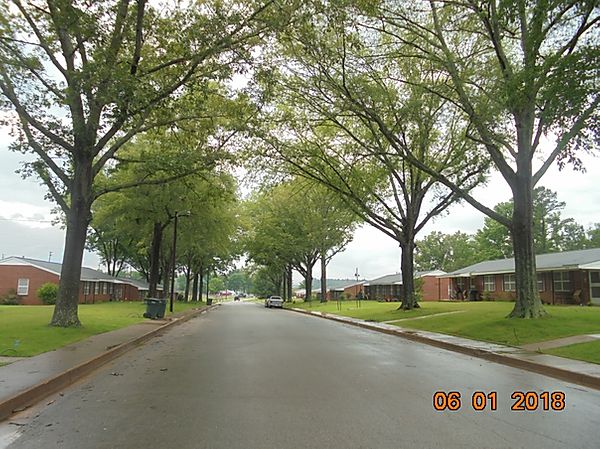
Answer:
553;271;571;292
94;282;100;294
17;278;29;295
455;278;465;291
503;274;515;292
483;275;495;292
537;274;544;292
83;282;90;295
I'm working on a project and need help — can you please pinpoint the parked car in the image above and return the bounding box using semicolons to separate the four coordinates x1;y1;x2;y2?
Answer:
265;295;283;308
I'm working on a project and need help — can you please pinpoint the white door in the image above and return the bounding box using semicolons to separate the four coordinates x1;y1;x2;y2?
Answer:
590;271;600;305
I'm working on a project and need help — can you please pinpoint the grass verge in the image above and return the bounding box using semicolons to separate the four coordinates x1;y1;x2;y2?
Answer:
0;301;204;357
289;300;600;364
545;340;600;365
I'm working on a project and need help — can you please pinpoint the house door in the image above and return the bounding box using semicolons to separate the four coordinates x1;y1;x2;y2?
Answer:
590;271;600;305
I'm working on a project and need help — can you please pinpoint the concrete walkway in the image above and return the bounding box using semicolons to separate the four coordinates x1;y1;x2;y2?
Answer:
521;334;600;351
0;305;217;421
381;310;465;324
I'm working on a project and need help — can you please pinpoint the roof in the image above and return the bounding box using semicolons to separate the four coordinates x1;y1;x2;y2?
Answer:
364;270;448;286
117;277;159;291
444;248;600;277
332;281;367;292
0;256;135;285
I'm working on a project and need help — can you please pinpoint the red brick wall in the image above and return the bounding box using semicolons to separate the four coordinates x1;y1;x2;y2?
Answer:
450;271;589;304
420;276;450;301
0;266;59;305
120;284;140;301
343;284;364;299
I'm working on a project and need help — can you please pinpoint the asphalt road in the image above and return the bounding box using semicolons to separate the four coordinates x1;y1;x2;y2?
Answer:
5;302;600;449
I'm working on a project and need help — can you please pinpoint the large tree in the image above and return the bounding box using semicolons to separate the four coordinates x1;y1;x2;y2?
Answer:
245;179;356;302
415;231;480;273
475;187;588;259
253;6;487;309
351;0;599;317
264;0;598;317
0;0;291;326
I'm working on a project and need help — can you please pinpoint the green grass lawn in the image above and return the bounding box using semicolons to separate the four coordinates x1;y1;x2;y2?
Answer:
396;302;600;346
289;299;463;321
545;341;600;365
0;300;204;357
290;300;600;363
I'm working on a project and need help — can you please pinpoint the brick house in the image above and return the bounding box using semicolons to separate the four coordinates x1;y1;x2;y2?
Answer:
442;248;600;305
0;256;156;305
363;270;450;301
315;281;366;301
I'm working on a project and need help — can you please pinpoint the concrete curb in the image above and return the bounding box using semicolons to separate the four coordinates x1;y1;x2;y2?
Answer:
287;307;600;391
0;304;220;421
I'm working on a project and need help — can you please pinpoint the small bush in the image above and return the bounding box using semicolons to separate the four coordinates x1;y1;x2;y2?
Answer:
1;289;20;305
37;283;59;305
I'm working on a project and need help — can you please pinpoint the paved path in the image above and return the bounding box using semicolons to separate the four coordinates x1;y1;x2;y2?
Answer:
521;334;600;351
4;302;600;449
382;310;465;323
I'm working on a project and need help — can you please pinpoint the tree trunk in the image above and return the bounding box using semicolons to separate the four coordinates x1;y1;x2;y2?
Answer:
206;268;212;305
148;222;162;298
199;269;204;303
509;176;547;318
320;252;327;302
51;207;90;327
192;271;199;302
51;160;93;327
305;271;313;302
399;241;419;310
184;266;191;302
287;266;293;302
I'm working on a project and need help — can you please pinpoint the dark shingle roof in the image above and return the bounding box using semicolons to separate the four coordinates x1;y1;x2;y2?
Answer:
1;256;125;283
364;270;447;286
444;248;600;277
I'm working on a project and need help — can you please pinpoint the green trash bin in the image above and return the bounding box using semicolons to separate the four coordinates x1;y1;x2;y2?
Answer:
143;298;167;319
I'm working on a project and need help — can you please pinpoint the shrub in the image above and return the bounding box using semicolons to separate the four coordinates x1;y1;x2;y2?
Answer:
1;289;20;305
37;282;59;305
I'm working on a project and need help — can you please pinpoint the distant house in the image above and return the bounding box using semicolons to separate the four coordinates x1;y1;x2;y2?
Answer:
313;279;365;301
0;256;158;305
442;248;600;305
363;271;449;301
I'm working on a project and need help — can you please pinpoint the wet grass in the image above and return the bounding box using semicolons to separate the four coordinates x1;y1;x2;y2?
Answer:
545;340;600;365
0;301;204;357
396;302;600;347
289;300;600;363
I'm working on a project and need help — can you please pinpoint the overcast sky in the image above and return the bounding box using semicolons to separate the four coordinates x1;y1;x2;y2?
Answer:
1;123;599;280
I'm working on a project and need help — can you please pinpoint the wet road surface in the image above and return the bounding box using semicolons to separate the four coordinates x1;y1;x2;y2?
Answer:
4;302;600;449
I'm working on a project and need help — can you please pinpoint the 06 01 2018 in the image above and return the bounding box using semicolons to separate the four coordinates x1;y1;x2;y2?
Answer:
433;391;565;412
